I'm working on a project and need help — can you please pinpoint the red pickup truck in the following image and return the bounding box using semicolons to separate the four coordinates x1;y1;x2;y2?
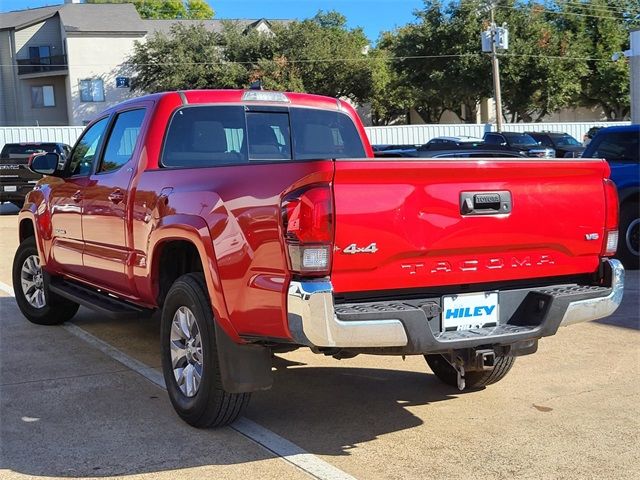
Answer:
13;90;624;428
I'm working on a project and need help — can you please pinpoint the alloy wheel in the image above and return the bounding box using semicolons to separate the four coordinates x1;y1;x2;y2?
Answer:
21;255;46;309
170;306;204;397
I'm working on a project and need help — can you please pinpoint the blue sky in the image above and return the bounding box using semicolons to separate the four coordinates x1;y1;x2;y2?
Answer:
0;0;425;42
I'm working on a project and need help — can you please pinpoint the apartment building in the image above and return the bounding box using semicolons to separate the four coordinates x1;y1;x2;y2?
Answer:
0;1;280;126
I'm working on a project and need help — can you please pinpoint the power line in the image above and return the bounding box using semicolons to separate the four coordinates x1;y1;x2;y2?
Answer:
0;52;616;69
497;4;627;20
554;0;640;15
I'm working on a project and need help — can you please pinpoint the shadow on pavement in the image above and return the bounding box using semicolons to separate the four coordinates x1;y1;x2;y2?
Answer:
247;362;462;457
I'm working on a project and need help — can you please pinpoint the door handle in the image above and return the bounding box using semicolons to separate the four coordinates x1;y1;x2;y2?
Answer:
108;189;125;204
71;190;82;203
460;191;512;215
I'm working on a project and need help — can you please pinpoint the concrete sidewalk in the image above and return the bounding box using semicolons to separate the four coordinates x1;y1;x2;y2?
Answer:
0;294;309;479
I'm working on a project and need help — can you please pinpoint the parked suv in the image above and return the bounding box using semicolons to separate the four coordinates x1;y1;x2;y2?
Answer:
582;124;639;269
483;132;555;158
526;131;585;158
0;142;71;208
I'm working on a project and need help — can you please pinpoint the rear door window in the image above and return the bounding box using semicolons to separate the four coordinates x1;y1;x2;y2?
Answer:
163;106;247;168
290;108;365;160
590;132;639;163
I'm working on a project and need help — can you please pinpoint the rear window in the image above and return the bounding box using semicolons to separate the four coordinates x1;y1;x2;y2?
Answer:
587;132;639;163
1;143;57;158
161;105;365;168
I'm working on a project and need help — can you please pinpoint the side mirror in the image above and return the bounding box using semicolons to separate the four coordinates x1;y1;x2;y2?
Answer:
30;152;64;176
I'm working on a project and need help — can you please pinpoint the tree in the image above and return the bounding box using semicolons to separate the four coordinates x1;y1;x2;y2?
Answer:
554;0;636;120
270;11;373;103
86;0;214;20
379;2;449;123
129;24;246;92
495;1;589;122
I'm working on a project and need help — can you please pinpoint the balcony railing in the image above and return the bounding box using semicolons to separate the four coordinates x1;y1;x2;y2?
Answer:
17;55;68;75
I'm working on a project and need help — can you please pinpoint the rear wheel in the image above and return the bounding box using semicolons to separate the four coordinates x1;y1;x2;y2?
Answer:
160;273;250;428
618;201;639;270
12;237;79;325
425;354;515;389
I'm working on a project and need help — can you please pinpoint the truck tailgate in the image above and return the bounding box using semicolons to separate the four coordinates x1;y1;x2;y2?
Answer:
331;159;609;294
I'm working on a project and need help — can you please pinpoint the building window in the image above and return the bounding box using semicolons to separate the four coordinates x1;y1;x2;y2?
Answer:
79;79;105;102
29;46;51;62
31;85;55;108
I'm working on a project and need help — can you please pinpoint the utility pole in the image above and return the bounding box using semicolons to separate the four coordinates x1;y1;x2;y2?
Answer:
489;5;504;132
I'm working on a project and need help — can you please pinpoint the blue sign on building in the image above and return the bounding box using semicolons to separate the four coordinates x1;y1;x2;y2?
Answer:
116;77;130;88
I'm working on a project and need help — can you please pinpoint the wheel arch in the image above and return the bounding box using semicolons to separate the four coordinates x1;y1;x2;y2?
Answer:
148;214;238;341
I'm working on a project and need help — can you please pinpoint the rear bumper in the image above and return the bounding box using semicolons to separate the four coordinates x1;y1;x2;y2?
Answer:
0;182;35;202
287;259;624;353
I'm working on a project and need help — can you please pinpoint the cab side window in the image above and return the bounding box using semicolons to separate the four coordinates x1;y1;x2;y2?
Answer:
99;109;146;173
68;117;109;176
484;134;503;145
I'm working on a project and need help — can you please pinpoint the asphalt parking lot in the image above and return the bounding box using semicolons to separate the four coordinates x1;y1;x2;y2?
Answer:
0;206;639;480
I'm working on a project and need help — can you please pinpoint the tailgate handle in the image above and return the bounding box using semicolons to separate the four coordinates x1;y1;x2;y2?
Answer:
461;191;511;215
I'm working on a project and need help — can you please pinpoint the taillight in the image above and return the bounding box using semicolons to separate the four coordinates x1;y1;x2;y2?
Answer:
281;184;333;275
602;178;619;256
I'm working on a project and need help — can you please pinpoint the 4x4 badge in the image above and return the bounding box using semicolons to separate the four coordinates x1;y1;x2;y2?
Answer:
342;243;378;254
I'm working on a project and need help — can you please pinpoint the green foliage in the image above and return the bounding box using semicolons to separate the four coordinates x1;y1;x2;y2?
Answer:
129;11;375;103
86;0;214;20
496;1;589;122
378;0;636;122
553;0;635;120
129;25;245;91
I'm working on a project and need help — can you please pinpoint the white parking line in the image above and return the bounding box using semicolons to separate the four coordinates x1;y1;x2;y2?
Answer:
0;281;356;480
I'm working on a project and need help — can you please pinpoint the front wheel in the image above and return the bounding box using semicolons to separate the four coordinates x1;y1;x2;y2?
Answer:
160;273;250;428
12;237;79;325
425;354;515;389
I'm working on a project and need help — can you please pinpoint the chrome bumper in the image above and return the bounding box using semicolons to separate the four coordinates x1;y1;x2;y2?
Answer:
560;258;625;326
287;281;408;348
287;259;625;349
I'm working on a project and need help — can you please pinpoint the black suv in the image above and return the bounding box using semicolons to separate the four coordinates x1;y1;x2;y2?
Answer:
526;131;585;158
482;132;555;158
0;142;71;208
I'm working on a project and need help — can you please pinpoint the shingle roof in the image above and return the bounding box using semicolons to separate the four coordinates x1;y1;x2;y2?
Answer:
0;5;60;31
144;18;291;36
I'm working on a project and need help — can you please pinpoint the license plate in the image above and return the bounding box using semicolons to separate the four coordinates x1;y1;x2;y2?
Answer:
3;186;17;192
442;292;499;332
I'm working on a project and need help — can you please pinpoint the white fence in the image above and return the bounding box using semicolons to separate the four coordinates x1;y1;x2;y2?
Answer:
0;121;631;152
0;126;85;151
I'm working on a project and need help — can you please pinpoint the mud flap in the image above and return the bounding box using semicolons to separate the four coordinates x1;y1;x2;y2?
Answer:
214;321;273;393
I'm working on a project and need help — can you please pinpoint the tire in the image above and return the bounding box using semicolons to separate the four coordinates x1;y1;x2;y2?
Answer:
160;273;250;428
12;237;79;325
425;353;515;389
10;200;24;210
618;201;639;270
